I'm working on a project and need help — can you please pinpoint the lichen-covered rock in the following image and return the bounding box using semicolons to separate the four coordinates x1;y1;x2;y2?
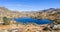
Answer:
53;24;60;30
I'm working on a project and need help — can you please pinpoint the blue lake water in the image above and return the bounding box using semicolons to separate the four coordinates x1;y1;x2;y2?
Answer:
14;17;52;25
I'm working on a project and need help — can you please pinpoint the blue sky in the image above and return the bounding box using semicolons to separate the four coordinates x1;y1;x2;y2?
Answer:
0;0;60;11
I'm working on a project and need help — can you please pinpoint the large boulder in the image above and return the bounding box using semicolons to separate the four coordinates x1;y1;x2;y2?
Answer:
53;24;60;30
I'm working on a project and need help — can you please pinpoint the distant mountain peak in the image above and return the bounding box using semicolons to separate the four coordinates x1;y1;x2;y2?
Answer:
0;7;7;9
0;7;9;11
42;8;60;12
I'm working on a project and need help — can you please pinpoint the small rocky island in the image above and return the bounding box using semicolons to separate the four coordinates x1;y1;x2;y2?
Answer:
0;7;60;32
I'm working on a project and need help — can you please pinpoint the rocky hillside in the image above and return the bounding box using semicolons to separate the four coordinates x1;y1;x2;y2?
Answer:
0;7;60;22
0;7;28;22
26;8;60;20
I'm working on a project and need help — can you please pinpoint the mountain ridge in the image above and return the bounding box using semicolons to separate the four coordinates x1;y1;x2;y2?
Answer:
0;7;60;21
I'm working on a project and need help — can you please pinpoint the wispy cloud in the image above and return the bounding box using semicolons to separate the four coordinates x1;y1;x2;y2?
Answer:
0;3;34;11
0;3;32;7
